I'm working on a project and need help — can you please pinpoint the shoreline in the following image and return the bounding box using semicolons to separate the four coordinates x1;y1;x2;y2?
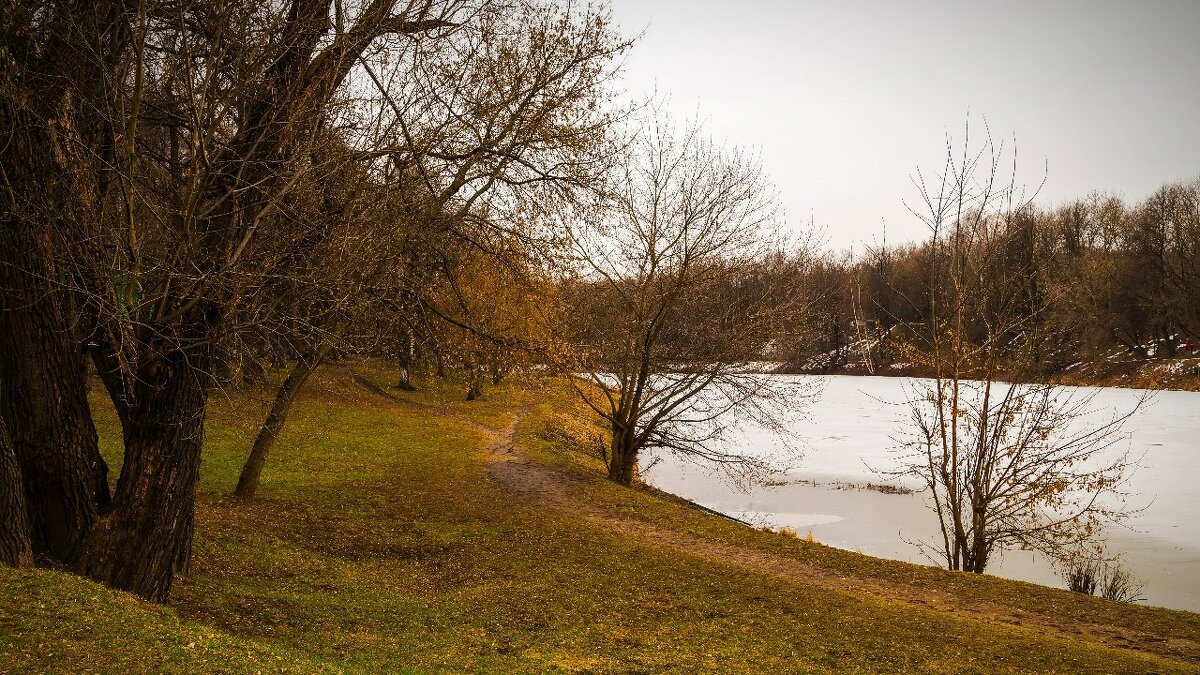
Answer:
645;467;1200;613
772;358;1200;392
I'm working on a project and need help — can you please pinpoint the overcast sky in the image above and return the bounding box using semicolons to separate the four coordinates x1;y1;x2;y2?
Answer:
607;0;1200;251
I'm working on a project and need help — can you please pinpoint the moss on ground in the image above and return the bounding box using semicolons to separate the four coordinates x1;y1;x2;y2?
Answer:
1;365;1196;673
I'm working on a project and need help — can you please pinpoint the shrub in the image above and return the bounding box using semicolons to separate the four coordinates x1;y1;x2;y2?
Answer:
1060;552;1144;603
1062;556;1100;596
1099;563;1145;603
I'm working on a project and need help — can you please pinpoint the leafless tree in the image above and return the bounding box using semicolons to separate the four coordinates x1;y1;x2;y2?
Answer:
231;0;629;497
893;120;1141;574
564;111;813;486
1059;547;1144;603
1;0;505;601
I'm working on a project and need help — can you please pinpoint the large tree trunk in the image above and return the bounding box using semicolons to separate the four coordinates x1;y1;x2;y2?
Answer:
0;0;130;567
235;354;322;499
77;335;213;603
0;415;33;567
0;227;111;564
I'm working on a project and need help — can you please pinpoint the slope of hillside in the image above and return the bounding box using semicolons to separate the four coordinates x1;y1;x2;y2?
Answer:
1;366;1197;673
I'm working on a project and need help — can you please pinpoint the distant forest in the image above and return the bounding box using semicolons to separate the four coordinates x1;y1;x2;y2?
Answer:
773;179;1200;377
563;178;1200;381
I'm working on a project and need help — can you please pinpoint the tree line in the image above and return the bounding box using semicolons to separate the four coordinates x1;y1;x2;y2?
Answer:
787;178;1200;375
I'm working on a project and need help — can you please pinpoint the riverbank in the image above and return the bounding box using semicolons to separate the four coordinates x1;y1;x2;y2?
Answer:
2;366;1198;672
644;374;1200;612
783;355;1200;392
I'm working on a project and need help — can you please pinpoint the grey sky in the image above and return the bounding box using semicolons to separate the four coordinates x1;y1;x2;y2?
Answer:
608;0;1200;250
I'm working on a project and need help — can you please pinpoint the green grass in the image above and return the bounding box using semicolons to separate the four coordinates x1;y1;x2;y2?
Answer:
517;387;1200;653
1;365;1197;673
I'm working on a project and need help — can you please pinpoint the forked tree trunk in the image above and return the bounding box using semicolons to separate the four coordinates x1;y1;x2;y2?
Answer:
0;226;111;563
235;354;322;499
0;415;33;567
607;424;639;486
78;339;213;603
0;0;129;566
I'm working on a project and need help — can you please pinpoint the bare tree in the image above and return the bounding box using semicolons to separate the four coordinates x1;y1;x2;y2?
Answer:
565;112;811;486
1;0;491;600
1059;547;1144;603
894;120;1140;573
230;0;629;497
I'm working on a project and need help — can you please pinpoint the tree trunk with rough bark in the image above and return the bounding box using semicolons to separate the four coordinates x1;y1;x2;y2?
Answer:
0;0;131;567
0;226;111;564
235;354;322;499
77;330;214;603
0;414;33;567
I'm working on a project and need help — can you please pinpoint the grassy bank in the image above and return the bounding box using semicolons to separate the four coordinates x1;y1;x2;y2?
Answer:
1;365;1197;673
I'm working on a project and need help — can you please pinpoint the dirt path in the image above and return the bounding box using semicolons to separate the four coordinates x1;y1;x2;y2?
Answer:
484;409;1200;666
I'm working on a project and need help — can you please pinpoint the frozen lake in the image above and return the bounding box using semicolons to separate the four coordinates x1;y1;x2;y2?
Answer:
642;375;1200;612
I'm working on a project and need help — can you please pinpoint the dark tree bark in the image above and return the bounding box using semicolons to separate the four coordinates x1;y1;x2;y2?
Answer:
69;1;458;602
0;414;33;567
78;321;215;603
0;0;462;602
0;0;125;565
0;228;112;563
235;353;322;499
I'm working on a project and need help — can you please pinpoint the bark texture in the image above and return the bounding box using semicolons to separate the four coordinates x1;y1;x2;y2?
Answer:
0;0;127;565
78;328;214;602
0;227;111;563
0;414;33;567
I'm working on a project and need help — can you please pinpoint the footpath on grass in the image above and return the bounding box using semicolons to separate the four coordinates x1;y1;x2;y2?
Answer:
482;404;1200;667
